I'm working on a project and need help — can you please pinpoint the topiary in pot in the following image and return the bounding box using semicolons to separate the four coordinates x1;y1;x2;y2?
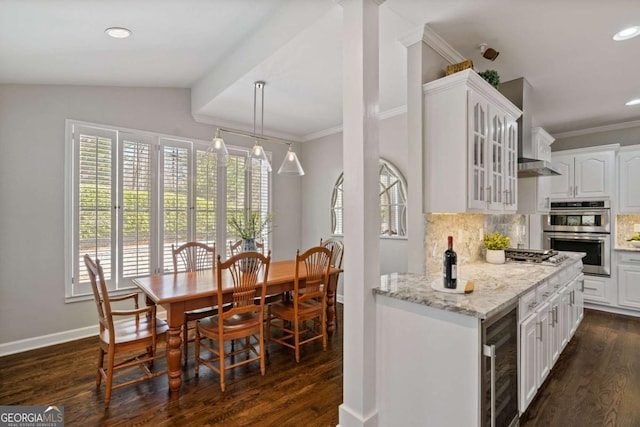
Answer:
478;70;500;89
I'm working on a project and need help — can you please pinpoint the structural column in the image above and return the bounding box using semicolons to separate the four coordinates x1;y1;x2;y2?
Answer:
338;0;382;426
401;28;428;274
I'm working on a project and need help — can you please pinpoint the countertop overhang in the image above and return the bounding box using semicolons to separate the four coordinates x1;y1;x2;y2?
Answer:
374;252;585;320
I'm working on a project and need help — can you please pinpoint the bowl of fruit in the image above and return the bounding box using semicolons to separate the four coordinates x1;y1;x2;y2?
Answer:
628;233;640;248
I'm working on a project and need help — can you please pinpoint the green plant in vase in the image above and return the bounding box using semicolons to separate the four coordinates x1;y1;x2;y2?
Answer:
228;209;272;251
483;232;510;264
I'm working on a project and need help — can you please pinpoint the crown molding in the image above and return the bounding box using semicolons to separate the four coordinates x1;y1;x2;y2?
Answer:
552;119;640;139
422;24;466;64
301;105;408;142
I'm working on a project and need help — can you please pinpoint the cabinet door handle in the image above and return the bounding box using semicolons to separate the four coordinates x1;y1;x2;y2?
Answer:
574;185;578;197
549;310;554;326
483;344;496;427
554;306;558;325
537;321;543;341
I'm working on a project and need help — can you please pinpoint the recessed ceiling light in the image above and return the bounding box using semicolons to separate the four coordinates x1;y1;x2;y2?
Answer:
105;27;131;39
613;26;640;41
625;98;640;106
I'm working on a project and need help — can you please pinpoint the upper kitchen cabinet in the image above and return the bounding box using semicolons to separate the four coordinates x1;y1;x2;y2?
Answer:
424;69;521;213
549;146;617;201
618;146;640;213
518;127;554;214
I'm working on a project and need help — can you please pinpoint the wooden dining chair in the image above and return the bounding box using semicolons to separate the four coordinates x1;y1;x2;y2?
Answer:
229;239;265;257
321;238;344;327
195;251;271;391
266;246;332;362
171;241;217;368
84;254;168;408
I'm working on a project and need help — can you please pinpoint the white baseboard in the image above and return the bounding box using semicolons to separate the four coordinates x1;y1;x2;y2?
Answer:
0;309;168;357
337;294;344;305
0;324;99;357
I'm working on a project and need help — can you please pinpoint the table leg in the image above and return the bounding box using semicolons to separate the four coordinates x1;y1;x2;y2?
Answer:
326;288;335;338
167;326;182;393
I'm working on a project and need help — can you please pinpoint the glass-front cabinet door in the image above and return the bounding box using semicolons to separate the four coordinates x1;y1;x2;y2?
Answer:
504;116;518;212
488;108;505;210
468;91;489;210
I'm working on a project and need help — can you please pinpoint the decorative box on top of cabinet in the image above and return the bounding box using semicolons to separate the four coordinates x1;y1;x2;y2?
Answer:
423;69;522;213
618;146;640;213
549;145;618;201
518;127;554;214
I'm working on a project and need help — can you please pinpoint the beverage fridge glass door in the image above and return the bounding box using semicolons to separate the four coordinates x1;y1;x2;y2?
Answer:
482;305;518;427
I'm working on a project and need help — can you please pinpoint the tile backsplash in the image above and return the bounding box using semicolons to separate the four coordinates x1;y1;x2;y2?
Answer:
425;213;527;274
615;214;640;248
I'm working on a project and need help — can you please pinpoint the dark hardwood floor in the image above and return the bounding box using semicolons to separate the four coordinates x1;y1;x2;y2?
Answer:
0;307;344;427
521;309;640;427
2;306;639;426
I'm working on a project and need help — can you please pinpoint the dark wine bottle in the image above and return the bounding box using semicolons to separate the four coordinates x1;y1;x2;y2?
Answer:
443;235;457;289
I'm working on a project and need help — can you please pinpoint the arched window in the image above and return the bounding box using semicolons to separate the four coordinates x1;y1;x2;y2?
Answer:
331;158;407;237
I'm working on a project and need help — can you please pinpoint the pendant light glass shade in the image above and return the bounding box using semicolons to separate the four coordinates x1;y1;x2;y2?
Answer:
208;129;229;161
278;144;305;176
249;141;272;171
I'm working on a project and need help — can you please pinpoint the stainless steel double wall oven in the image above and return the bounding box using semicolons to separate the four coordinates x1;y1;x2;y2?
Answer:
543;200;611;276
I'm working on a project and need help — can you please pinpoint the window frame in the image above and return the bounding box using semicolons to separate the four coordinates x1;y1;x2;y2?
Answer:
65;119;272;302
330;158;407;240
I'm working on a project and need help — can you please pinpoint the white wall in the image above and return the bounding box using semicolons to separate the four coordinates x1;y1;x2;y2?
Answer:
300;113;409;285
0;84;302;346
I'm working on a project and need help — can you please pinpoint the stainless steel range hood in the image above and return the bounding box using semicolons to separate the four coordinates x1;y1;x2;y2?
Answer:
499;78;561;177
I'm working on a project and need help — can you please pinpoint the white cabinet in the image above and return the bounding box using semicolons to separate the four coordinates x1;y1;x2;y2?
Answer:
582;275;613;305
618;252;640;310
550;147;616;200
618;147;640;213
520;311;538;413
424;69;521;213
519;266;584;414
518;128;554;214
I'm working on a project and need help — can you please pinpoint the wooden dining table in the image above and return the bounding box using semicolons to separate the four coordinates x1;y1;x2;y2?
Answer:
133;259;341;394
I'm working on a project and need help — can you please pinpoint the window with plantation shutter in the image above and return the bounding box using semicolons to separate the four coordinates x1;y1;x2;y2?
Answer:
330;158;407;238
66;120;269;300
224;150;271;258
119;133;153;280
74;125;117;296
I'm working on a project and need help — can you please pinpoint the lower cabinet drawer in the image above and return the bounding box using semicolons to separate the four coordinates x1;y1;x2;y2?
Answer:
583;277;607;301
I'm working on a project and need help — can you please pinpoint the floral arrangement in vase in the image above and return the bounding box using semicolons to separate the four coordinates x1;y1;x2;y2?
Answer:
483;232;510;264
228;210;272;250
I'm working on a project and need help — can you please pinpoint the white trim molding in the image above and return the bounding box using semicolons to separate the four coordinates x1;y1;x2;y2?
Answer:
398;24;466;65
552;119;640;140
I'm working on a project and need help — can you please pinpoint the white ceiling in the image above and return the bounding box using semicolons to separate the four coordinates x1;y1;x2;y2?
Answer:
1;0;639;140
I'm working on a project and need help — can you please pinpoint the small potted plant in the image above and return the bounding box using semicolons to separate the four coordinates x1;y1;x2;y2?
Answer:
478;70;500;89
627;232;640;248
483;232;510;264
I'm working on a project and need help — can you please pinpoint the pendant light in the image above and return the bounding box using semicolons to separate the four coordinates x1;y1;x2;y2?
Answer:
208;129;229;161
210;80;305;176
278;144;305;175
248;81;272;171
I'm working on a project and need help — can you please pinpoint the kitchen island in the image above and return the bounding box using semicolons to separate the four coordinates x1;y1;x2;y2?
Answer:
373;253;584;427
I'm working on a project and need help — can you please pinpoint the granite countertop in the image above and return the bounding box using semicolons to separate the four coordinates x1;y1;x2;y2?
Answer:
374;252;584;320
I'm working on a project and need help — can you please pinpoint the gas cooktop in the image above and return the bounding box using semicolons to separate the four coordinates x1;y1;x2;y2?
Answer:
504;248;570;266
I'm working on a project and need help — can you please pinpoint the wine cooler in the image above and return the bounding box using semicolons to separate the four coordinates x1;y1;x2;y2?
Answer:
482;304;519;427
